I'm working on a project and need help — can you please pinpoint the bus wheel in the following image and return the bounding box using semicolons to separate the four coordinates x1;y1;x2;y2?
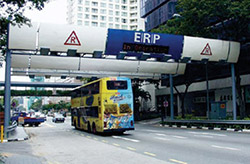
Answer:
87;122;91;133
92;123;96;134
74;121;78;129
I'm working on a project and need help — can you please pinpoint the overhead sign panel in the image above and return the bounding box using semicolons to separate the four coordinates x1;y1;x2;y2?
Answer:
182;36;240;63
9;23;38;50
39;23;107;53
105;29;184;60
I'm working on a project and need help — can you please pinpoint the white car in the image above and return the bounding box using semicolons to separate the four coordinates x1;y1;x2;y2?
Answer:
52;114;65;123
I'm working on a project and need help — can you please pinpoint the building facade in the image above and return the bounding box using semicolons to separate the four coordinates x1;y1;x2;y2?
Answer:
67;0;145;31
141;0;177;31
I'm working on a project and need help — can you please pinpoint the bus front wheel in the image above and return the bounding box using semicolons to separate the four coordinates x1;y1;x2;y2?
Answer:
92;123;96;134
87;122;91;133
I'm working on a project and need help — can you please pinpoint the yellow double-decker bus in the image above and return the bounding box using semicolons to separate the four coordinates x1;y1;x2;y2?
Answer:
71;77;134;133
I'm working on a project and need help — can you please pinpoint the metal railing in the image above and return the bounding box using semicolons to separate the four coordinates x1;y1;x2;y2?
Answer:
162;119;250;130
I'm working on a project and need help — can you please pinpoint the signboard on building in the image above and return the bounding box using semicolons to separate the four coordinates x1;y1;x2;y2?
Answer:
105;29;184;60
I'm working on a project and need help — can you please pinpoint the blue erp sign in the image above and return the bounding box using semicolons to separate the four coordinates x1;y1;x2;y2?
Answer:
105;29;184;61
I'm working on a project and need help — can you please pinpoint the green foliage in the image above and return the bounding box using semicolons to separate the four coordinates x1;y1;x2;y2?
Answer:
152;0;250;43
30;99;42;110
0;0;48;53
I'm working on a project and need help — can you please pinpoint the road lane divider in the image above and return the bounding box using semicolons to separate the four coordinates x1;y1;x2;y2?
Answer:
112;136;140;143
172;135;187;139
112;143;120;147
193;135;213;138
102;140;108;143
211;145;240;151
144;152;156;157
126;147;136;151
169;159;187;164
154;137;171;141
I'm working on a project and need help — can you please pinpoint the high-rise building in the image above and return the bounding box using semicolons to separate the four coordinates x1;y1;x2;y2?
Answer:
67;0;145;31
141;0;177;31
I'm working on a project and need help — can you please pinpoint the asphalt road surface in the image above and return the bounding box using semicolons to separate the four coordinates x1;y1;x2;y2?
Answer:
1;117;250;164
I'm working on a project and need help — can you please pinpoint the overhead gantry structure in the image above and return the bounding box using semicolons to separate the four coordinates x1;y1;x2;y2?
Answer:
3;22;240;136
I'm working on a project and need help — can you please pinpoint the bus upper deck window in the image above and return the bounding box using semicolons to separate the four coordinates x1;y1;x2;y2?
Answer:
107;81;128;90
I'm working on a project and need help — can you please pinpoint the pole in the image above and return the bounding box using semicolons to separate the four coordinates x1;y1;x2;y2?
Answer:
169;74;174;120
231;64;237;120
4;19;11;138
206;63;210;119
1;125;3;143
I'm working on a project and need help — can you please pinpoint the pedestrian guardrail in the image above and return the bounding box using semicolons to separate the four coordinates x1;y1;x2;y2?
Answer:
162;120;250;130
6;121;18;133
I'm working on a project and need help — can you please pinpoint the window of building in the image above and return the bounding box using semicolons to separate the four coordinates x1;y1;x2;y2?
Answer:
92;15;98;20
100;22;106;27
121;25;128;29
100;9;106;14
109;10;113;15
109;4;113;9
100;2;106;7
115;5;119;9
92;1;98;7
92;22;98;27
77;13;83;18
78;0;83;5
85;0;90;5
115;0;119;3
109;17;113;21
109;23;113;28
85;14;89;19
121;12;127;17
115;17;119;22
121;18;127;23
100;16;106;21
115;11;120;16
121;5;127;10
92;8;98;13
115;24;120;29
84;21;89;26
85;7;89;12
109;0;113;2
77;20;82;25
121;0;127;4
78;7;83;12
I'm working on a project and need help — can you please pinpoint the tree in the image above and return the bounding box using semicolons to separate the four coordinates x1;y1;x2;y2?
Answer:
132;80;152;120
152;0;249;43
0;0;48;53
30;99;42;110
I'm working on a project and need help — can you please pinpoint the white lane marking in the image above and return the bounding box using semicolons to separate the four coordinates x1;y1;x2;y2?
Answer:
211;145;240;151
202;133;226;137
156;133;167;136
127;147;136;151
144;152;156;157
188;131;226;137
44;123;55;128
144;129;164;133
169;159;187;164
154;137;171;141
172;135;187;139
112;136;140;143
194;135;213;138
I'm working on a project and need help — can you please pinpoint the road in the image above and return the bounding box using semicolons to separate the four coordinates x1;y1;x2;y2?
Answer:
1;117;250;164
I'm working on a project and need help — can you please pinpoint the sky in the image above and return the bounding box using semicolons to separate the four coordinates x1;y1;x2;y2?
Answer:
0;0;67;82
24;0;67;24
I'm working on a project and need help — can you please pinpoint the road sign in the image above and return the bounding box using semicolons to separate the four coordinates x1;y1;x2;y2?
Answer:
64;31;81;46
163;101;168;107
200;43;212;56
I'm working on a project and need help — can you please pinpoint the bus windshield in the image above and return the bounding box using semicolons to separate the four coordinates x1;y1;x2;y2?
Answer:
107;80;128;90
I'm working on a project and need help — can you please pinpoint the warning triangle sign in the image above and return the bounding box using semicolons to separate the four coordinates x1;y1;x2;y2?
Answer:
200;43;212;56
64;31;81;46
